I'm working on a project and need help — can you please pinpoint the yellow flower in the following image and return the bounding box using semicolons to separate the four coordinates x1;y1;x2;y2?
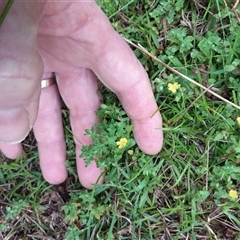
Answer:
237;117;240;125
228;189;238;199
168;82;181;93
116;138;128;149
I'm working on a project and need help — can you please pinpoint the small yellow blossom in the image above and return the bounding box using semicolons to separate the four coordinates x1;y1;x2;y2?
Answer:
237;117;240;125
128;150;134;155
168;82;181;93
228;189;238;199
116;138;128;149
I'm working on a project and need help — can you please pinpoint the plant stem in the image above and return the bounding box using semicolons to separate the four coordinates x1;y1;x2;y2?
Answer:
0;0;14;27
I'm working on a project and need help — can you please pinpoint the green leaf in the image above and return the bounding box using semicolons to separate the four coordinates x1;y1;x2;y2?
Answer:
224;64;235;72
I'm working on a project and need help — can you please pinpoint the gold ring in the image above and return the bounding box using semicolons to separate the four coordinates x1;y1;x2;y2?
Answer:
41;77;56;88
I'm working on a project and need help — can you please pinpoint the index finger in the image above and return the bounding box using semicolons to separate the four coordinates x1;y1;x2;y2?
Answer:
85;9;163;154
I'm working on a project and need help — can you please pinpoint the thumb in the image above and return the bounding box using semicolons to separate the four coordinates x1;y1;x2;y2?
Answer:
0;1;44;144
0;46;43;143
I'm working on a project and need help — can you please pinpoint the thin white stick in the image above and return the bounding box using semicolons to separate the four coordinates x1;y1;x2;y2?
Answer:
123;37;240;111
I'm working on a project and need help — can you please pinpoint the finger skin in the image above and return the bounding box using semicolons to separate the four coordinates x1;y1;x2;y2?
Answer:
0;142;23;159
33;85;67;185
56;68;104;189
0;1;44;144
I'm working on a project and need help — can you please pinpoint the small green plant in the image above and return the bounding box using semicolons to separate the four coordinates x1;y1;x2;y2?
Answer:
80;102;136;170
149;0;185;24
209;162;240;203
5;199;29;221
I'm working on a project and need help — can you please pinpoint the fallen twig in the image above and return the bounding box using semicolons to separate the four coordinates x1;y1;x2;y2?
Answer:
123;37;240;111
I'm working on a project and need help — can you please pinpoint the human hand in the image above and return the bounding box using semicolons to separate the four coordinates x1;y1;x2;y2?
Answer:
0;1;163;189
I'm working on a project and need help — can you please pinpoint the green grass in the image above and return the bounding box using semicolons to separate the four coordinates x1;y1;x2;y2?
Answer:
1;0;240;239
